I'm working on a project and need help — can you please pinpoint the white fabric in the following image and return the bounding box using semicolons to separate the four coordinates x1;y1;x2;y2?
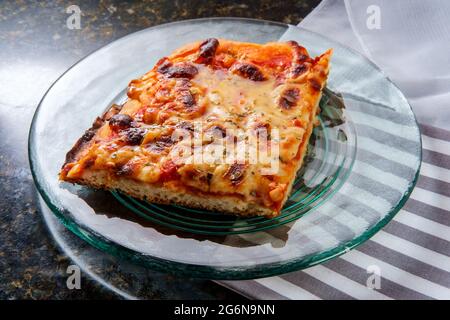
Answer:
300;0;450;130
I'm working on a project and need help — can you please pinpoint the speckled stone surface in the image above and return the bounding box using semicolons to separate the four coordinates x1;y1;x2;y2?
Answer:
0;0;319;299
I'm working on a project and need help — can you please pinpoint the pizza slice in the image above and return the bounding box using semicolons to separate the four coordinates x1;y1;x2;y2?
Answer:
60;38;332;218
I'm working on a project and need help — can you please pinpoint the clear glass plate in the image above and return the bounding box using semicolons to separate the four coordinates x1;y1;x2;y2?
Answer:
29;18;421;279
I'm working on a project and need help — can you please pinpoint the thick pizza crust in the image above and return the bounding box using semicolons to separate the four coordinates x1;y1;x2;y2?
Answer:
73;170;276;217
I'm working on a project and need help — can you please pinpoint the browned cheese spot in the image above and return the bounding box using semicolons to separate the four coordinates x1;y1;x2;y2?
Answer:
291;64;308;77
109;114;133;131
309;78;322;92
175;79;196;109
279;88;300;110
157;60;198;79
147;135;175;152
224;163;247;186
123;127;146;145
115;163;133;176
196;38;219;64
232;62;266;81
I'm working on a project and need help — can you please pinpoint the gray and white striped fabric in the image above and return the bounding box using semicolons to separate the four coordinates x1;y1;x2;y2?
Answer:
218;1;450;300
220;124;450;299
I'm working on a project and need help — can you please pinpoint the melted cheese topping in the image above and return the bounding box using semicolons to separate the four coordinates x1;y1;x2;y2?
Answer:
61;39;332;213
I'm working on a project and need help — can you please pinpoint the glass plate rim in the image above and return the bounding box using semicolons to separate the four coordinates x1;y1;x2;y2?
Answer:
28;17;422;280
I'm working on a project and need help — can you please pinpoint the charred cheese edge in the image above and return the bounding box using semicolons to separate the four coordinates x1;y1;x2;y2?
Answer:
60;38;332;218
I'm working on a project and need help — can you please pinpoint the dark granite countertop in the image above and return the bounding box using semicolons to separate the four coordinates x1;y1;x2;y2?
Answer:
0;0;319;299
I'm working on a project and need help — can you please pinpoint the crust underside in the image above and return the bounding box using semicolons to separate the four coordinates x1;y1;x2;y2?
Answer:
63;94;320;218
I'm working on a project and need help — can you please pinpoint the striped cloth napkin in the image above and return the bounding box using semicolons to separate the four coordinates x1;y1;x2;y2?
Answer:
219;0;450;299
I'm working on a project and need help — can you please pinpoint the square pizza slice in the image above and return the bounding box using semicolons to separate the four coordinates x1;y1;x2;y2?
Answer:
60;38;332;218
